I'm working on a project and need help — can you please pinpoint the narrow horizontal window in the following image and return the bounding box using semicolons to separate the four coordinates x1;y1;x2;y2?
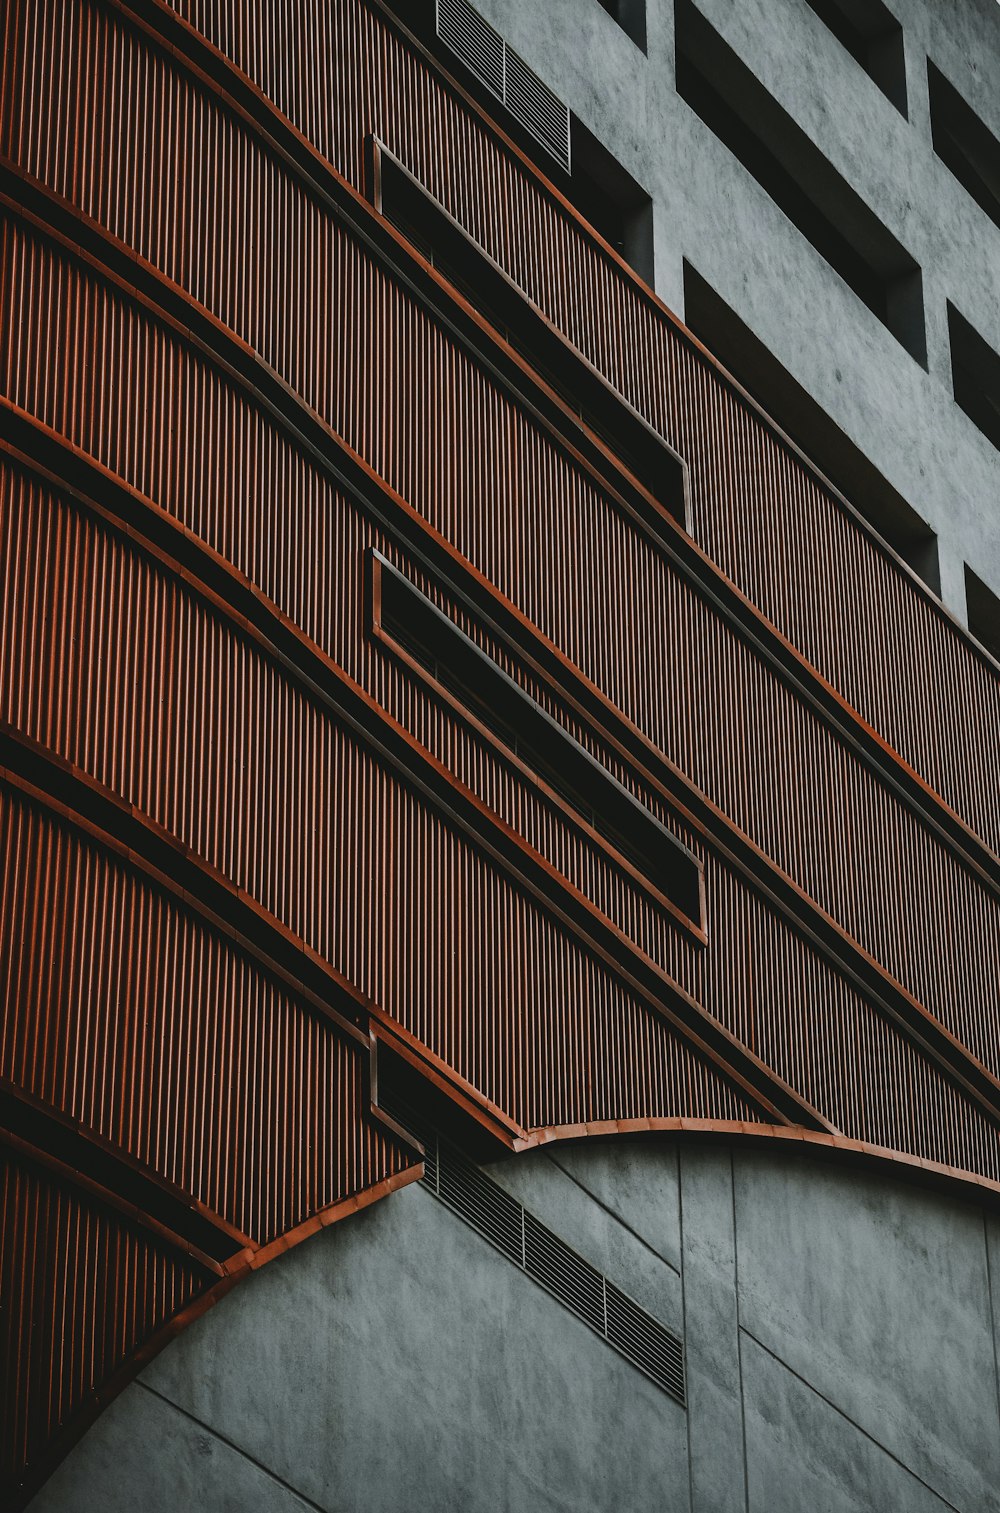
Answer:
370;550;705;932
965;565;1000;665
682;262;941;592
929;61;1000;234
674;0;926;366
949;303;1000;454
368;139;684;525
390;1100;687;1405
596;0;647;54
804;0;906;116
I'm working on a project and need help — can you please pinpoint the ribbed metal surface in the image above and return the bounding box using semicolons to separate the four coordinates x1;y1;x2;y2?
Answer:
3;0;1000;1496
3;202;1000;1179
0;783;402;1244
3;205;1000;1176
436;0;571;170
145;0;1000;863
3;0;998;1099
0;1144;208;1496
0;455;761;1137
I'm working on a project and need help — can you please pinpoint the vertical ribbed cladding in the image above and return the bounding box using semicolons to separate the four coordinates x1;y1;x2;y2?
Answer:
0;460;766;1139
0;1144;209;1499
5;207;1000;1119
0;783;410;1243
139;0;1000;861
4;458;1000;1179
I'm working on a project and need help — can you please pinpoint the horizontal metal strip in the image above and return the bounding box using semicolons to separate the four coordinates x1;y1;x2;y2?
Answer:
0;1113;234;1279
367;0;997;698
0;724;373;1051
99;0;666;544
366;137;688;525
4;184;999;1135
101;0;1000;889
370;549;706;940
0;416;811;1134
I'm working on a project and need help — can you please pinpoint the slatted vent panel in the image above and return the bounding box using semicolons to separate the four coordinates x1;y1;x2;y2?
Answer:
396;1106;685;1402
436;0;571;170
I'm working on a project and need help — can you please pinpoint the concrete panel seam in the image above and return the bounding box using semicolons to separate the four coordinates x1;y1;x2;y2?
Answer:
134;1382;327;1513
545;1151;682;1276
739;1327;963;1511
984;1210;1000;1446
729;1150;750;1513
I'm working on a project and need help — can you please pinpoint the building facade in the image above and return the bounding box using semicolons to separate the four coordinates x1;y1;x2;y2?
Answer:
3;0;1000;1508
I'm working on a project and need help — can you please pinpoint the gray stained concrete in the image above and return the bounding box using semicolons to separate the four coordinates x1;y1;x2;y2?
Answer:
31;1140;1000;1512
471;0;1000;628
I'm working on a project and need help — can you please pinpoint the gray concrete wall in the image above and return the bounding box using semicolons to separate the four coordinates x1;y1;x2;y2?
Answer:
469;0;1000;628
31;1139;1000;1512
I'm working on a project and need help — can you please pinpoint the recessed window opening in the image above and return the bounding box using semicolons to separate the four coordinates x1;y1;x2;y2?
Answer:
683;263;941;591
804;0;907;116
949;304;1000;455
965;566;1000;666
368;140;684;523
370;551;705;929
674;0;926;366
929;62;1000;234
569;117;655;285
596;0;647;54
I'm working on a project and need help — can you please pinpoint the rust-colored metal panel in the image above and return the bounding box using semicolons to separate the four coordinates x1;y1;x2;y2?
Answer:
140;0;1000;860
1;185;998;1123
2;0;1000;1500
0;1141;210;1502
1;6;998;1093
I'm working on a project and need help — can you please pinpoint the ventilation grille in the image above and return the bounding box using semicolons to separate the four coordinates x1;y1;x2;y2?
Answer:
436;0;572;171
393;1104;685;1404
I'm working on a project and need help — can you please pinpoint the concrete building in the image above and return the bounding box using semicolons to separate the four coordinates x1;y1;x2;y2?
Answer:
4;2;1000;1510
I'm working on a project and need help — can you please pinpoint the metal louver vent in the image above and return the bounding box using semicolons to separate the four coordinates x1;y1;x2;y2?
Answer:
436;0;572;171
390;1103;685;1403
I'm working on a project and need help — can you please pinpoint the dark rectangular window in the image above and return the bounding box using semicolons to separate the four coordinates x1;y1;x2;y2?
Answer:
370;551;705;930
949;303;1000;454
683;263;941;591
804;0;907;116
929;61;1000;233
368;139;684;524
569;117;655;285
965;566;1000;665
674;0;926;366
596;0;647;54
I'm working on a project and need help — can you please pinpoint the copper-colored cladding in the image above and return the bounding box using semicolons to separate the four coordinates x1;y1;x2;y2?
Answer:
152;0;1000;854
1;0;1000;1501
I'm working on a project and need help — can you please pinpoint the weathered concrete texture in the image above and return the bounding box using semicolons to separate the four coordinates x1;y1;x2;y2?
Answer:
30;1381;320;1513
32;1179;688;1513
741;1333;953;1513
30;1141;1000;1512
486;1140;683;1330
679;1148;747;1513
472;0;1000;622
733;1150;1000;1511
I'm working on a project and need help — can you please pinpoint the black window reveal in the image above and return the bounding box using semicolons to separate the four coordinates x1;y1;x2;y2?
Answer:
370;550;705;932
804;0;907;116
674;0;926;365
929;61;1000;234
